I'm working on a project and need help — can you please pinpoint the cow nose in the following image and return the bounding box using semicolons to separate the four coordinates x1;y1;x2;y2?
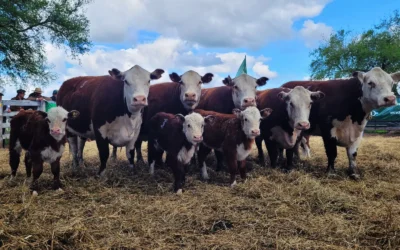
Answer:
193;135;203;142
251;129;260;136
51;128;61;134
296;122;310;130
384;95;396;105
185;93;196;100
133;95;147;105
243;98;255;107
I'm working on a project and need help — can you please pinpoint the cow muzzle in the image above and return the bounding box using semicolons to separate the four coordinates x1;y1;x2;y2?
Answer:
132;95;147;107
295;121;310;130
50;128;62;135
383;95;396;106
241;98;256;109
192;135;203;143
251;129;260;137
184;93;197;107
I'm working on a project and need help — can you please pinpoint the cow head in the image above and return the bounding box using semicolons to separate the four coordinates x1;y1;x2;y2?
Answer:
233;106;272;139
176;112;205;144
46;107;80;141
278;86;325;130
353;67;399;111
170;70;213;110
109;65;164;113
223;74;268;110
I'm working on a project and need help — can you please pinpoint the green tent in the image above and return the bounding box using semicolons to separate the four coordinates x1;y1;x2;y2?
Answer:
235;55;247;77
370;97;400;121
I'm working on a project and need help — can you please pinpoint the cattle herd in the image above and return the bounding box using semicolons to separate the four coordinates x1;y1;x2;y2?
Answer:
7;65;400;195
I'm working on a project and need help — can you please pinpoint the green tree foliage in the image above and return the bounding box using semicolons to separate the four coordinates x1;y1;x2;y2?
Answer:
0;0;92;87
310;10;400;81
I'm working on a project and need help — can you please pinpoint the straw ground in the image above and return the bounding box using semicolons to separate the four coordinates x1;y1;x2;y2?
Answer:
1;135;400;249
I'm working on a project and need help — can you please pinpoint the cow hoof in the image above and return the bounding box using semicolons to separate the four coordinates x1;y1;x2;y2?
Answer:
78;161;86;168
176;189;183;195
128;164;135;169
230;180;237;188
349;173;361;181
9;175;15;182
32;191;38;196
202;172;210;180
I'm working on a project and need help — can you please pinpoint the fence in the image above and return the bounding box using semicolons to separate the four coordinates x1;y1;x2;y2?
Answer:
365;120;400;131
0;100;48;148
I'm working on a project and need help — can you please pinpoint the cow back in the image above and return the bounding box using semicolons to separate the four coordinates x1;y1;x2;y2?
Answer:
197;86;236;114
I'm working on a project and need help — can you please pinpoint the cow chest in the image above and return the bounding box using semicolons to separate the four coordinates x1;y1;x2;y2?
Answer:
330;115;367;147
98;114;142;146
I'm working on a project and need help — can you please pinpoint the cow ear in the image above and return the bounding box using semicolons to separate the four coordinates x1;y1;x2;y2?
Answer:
222;75;234;87
260;108;273;119
204;115;215;123
277;91;289;101
201;73;214;84
169;72;181;83
352;71;365;84
36;110;48;118
256;77;269;86
68;110;80;119
175;114;185;122
150;69;165;80
232;108;241;117
310;91;325;101
109;68;124;81
391;72;400;83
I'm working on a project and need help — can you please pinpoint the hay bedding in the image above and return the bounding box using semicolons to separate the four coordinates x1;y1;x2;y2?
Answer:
0;135;400;249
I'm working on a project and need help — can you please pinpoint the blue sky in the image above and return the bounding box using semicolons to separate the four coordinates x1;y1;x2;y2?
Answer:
2;0;398;99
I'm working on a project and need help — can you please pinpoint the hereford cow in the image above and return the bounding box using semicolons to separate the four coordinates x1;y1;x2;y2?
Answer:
148;112;209;194
255;86;325;170
114;70;214;165
196;74;269;171
57;65;164;176
9;107;80;195
282;67;400;179
195;107;272;187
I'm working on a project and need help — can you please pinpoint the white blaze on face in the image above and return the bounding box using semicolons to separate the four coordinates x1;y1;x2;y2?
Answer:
223;74;268;109
179;113;205;144
170;70;213;110
278;86;325;130
234;106;262;139
354;67;399;110
47;107;80;141
109;65;164;113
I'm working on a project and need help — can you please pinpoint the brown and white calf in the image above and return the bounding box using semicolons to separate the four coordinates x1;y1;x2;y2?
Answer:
148;112;208;194
255;86;325;170
9;107;80;195
282;67;400;179
195;107;272;187
196;73;269;171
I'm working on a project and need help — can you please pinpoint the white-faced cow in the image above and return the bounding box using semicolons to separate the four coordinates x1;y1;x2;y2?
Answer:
195;107;272;187
118;70;213;166
255;86;325;171
9;107;80;195
282;67;400;179
57;65;164;176
148;112;208;194
196;74;269;171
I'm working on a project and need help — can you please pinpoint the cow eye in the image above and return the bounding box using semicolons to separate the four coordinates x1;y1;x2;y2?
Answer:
188;124;191;128
234;86;239;90
368;82;376;88
290;102;294;107
244;118;248;122
45;118;50;123
124;80;129;85
199;81;202;85
62;118;67;122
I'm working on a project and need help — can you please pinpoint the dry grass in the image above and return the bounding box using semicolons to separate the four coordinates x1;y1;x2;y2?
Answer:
1;135;400;249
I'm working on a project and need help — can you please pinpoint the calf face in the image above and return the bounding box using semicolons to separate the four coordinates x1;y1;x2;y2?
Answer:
176;113;206;144
353;67;399;109
109;65;164;112
47;107;80;141
278;86;325;130
223;74;269;110
170;70;213;110
233;106;272;139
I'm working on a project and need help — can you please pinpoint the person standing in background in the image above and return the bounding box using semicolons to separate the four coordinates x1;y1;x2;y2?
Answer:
51;89;58;102
10;89;26;111
27;87;51;110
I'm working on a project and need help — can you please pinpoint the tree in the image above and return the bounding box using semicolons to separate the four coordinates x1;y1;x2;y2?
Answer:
0;0;92;88
310;10;400;81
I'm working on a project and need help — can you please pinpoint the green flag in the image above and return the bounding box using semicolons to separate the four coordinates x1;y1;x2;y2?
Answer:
235;55;247;77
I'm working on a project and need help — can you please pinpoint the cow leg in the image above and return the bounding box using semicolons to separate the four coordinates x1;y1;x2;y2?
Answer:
166;154;185;194
110;146;118;163
30;161;44;195
265;139;279;168
51;159;63;191
346;136;362;180
77;136;86;167
24;152;32;178
135;139;144;163
277;148;284;165
322;135;337;174
126;139;137;169
255;136;265;165
94;131;109;177
238;160;247;180
197;144;212;180
284;148;295;172
215;150;225;172
147;139;163;175
9;148;21;180
225;152;238;187
67;134;79;169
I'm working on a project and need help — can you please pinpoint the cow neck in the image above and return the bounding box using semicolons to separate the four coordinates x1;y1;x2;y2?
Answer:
280;102;296;136
182;135;194;150
349;81;368;124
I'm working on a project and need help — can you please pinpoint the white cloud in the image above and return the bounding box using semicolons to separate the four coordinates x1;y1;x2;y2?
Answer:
299;19;333;48
252;62;278;79
86;0;331;48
